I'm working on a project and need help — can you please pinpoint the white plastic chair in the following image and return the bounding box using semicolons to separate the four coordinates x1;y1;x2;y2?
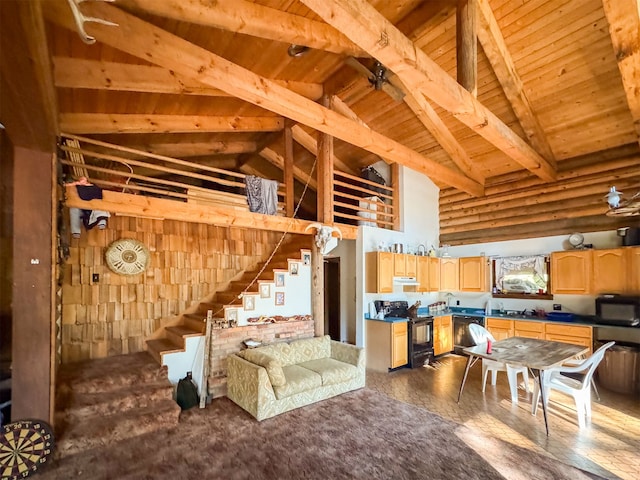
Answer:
468;323;530;403
532;341;614;428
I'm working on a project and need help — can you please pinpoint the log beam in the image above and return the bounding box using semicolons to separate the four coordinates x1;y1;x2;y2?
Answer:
59;113;284;134
456;0;477;96
601;0;640;146
53;57;324;101
290;125;356;176
126;141;257;158
283;121;295;217
259;147;318;190
317;97;335;223
301;0;556;182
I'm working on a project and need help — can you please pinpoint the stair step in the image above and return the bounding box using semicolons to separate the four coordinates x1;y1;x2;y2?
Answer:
146;338;184;365
55;399;181;458
216;291;252;303
56;381;174;423
165;325;204;344
57;352;167;395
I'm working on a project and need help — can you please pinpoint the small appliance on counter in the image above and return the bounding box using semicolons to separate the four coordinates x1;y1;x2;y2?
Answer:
595;295;640;327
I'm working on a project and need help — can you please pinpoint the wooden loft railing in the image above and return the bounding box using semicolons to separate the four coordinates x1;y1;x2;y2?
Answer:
59;134;397;236
333;170;395;230
59;133;286;215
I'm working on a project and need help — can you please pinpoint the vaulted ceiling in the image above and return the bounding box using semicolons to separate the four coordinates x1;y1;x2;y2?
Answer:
1;0;639;244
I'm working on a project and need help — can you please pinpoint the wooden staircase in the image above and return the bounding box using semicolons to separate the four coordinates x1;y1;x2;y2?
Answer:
146;236;311;365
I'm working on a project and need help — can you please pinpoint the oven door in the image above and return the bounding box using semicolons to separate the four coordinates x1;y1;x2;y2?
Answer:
411;318;432;351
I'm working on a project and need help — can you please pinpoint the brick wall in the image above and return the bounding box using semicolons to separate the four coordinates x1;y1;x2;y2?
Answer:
207;318;315;398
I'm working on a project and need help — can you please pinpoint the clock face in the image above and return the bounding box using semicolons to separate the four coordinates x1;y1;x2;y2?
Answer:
105;238;150;275
569;233;584;247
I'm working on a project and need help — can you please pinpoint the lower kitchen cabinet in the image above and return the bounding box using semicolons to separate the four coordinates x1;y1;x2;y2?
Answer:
434;315;453;356
366;320;408;371
545;323;593;354
486;317;513;341
513;320;545;339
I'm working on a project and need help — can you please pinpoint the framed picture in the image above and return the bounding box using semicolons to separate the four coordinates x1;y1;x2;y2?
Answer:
260;283;270;298
290;262;299;276
226;308;238;322
275;272;285;287
275;291;285;306
243;295;255;311
302;252;311;266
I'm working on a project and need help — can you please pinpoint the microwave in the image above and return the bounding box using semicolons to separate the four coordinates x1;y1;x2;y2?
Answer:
595;295;640;327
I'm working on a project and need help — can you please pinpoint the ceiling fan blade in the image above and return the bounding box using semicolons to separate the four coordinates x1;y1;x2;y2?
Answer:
344;56;375;81
382;71;406;102
344;57;405;102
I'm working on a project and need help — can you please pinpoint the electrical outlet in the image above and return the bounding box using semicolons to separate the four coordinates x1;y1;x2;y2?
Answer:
553;304;561;311
92;273;99;283
456;300;460;306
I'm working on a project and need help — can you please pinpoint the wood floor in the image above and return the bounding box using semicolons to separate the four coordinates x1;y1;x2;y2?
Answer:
366;354;640;480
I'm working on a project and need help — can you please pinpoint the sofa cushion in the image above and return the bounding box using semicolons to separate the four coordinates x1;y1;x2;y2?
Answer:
298;358;360;386
286;336;332;365
273;365;322;399
236;349;286;387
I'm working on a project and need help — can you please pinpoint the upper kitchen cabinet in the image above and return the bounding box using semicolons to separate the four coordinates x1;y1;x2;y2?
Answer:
440;258;459;291
551;251;592;295
592;248;627;294
393;253;416;277
366;251;394;294
459;257;489;292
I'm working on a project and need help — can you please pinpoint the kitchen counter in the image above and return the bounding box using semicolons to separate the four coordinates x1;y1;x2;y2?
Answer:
366;316;409;323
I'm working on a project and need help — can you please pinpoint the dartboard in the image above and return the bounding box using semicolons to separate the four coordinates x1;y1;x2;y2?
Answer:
0;419;54;479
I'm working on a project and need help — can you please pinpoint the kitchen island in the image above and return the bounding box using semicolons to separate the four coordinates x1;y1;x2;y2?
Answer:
366;317;408;372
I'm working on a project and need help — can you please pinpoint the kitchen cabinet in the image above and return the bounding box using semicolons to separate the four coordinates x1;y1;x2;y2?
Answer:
544;323;593;354
416;256;440;292
513;320;545;339
592;248;627;295
366;319;408;371
392;253;417;277
459;256;488;292
440;258;459;291
366;251;394;293
551;251;591;294
630;247;640;293
433;315;453;356
486;317;513;341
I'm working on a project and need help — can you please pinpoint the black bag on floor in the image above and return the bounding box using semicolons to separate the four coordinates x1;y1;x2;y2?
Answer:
176;372;199;410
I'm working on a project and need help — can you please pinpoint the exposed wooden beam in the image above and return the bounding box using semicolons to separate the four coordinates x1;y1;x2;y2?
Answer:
0;1;57;151
318;96;335;223
119;0;366;57
601;0;640;145
64;186;357;237
59;113;284;134
259;147;318;190
456;0;477;96
127;141;257;158
301;0;556;182
283;121;295;217
46;2;482;196
53;57;323;101
476;0;555;161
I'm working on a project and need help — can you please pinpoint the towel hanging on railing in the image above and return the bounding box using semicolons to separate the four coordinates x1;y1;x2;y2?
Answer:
245;175;278;215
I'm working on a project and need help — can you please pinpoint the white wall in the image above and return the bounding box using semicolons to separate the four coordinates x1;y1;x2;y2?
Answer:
329;239;357;343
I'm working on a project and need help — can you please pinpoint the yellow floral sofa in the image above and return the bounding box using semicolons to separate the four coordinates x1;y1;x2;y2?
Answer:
226;335;365;421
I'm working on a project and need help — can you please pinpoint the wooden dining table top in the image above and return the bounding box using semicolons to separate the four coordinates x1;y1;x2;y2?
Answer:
463;336;589;370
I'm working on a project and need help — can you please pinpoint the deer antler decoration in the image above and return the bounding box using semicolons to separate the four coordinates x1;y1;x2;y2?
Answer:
66;0;118;45
304;223;343;254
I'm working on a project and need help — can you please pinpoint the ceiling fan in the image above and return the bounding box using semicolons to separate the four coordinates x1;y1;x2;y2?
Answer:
344;57;406;102
605;185;640;217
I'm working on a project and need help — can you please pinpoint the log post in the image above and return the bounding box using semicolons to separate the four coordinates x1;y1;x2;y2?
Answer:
283;119;295;217
457;0;478;96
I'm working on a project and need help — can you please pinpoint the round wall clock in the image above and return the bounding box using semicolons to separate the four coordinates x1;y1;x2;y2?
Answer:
105;238;150;275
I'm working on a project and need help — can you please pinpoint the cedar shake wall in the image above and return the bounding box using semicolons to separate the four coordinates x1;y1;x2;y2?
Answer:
207;319;315;398
61;215;281;363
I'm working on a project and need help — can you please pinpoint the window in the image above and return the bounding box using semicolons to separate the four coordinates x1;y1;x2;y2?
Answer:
492;255;552;299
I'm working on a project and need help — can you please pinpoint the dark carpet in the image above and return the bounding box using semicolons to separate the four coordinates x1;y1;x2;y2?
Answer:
37;388;605;480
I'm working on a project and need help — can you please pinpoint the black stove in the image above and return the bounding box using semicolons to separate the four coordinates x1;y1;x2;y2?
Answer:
374;300;434;368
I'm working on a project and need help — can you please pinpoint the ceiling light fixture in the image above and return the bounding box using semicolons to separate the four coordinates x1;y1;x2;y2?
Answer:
287;44;310;57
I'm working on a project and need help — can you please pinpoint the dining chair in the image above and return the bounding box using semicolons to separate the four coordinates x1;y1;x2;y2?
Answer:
468;323;530;403
531;341;615;428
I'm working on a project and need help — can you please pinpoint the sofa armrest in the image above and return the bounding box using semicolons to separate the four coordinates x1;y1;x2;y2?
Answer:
226;354;276;419
330;341;365;369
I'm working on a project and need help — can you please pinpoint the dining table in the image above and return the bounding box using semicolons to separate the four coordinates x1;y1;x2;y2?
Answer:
457;336;589;435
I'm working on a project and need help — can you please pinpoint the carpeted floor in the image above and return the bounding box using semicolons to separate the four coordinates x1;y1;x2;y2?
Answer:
37;388;603;480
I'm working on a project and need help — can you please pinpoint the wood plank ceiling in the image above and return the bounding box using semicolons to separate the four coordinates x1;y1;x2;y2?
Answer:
8;0;640;244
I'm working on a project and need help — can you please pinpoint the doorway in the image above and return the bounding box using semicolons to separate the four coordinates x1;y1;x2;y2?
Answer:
324;257;341;341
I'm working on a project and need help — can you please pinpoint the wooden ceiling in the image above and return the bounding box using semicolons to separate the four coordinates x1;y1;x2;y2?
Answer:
2;0;639;244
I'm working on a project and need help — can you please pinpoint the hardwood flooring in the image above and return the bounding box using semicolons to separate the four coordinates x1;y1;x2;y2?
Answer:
366;354;640;480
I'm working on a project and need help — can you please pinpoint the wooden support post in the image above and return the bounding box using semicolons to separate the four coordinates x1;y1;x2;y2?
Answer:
317;96;335;224
457;0;478;96
391;163;402;231
12;146;55;423
311;240;324;337
283;120;295;217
